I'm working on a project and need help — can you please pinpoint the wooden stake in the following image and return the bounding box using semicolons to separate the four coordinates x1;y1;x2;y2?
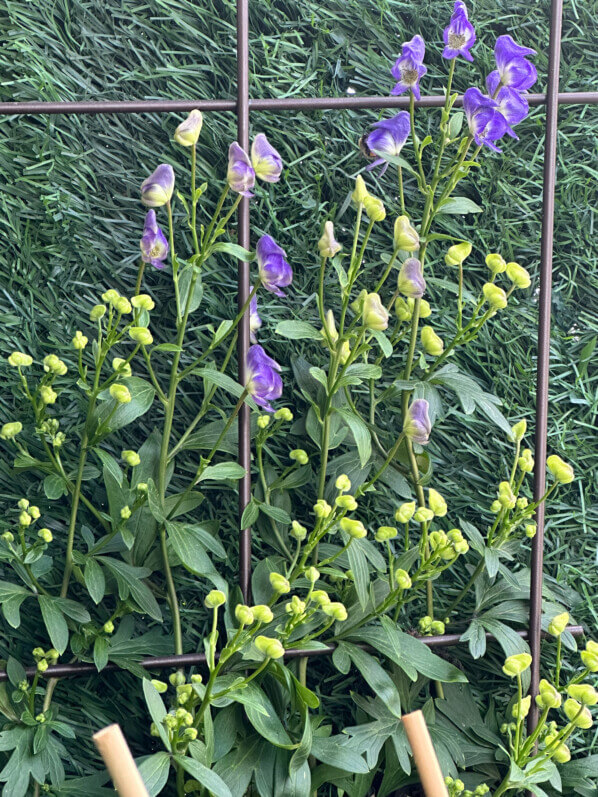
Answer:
402;710;449;797
93;724;150;797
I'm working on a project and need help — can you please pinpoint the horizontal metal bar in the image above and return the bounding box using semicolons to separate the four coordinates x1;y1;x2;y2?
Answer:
0;626;583;682
0;92;596;117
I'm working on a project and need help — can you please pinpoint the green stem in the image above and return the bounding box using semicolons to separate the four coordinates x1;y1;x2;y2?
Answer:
160;526;183;656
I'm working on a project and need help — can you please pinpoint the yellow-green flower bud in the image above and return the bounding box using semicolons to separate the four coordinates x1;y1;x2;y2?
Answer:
182;727;198;742
413;507;434;523
28;506;40;520
430;620;445;636
363;194;386;222
122;450;141;467
490;500;502;513
1;532;14;543
564;698;593;728
506;262;531;289
45;649;58;665
502;653;532;677
318;221;342;258
512;695;531;720
335;474;351;492
375;526;397;542
131;294;156;311
485;253;507;274
191;673;202;684
43;355;67;375
286;595;306;616
313;500;332;519
90;304;107;320
338;340;351;364
321;309;339;345
38;528;53;543
516;497;528;509
311;589;330;606
552;743;571;764
102;289;120;305
418;299;432;318
170;671;186;687
40;386;57;405
352;175;369;204
511;419;527;442
419;616;432;634
251;605;274;624
255;635;285;659
305;566;319;583
32;647;45;660
395;297;413;323
323;602;348;622
164;714;177;730
290;521;307;541
235;604;254;625
19;511;32;527
257;415;270;429
37;659;49;673
174;109;203;146
547;455;574;484
395;502;416;524
109;384;132;404
395;569;412;589
567;684;598;706
269;572;291;594
129;327;154;346
151;679;168;693
112;358;132;378
445;242;472;266
429;530;448;551
393;216;419;252
525;523;537;539
547;612;569;637
483;282;508;310
114;296;132;315
335;494;358;511
17;498;29;510
536;679;561;709
581;641;598;672
8;352;33;367
421;326;444;356
274;407;293;422
498;481;516;509
72;331;88;350
204;589;226;608
454;540;469;555
120;506;131;520
362;293;389;331
290;449;309;465
103;620;115;634
137;482;148;493
518;448;534;473
340;518;367;539
0;422;23;440
428;489;447;517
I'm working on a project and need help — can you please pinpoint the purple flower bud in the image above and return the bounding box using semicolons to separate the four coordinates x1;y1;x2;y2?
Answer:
366;112;410;174
442;1;476;62
403;399;432;445
391;35;427;100
398;258;426;299
256;235;293;297
463;87;509;152
246;345;283;412
140;164;175;207
487;35;537;93
250;296;262;343
251;134;283;183
140;210;169;269
227;142;255;197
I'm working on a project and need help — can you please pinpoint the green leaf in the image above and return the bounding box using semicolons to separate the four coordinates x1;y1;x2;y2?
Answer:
241;500;260;529
281;761;311;797
310;736;370;773
335;407;371;467
437;196;483;215
146;478;165;522
43;473;67;500
142;680;171;752
0;587;30;629
347;538;370;610
211;320;233;347
370;329;393;358
38;596;68;654
341;642;401;718
448;112;464;138
98;558;162;621
198;462;246;482
260;504;291;524
290;708;312;773
137;752;171;797
337;363;382;388
234;683;293;749
93;636;109;671
178;268;204;313
210;242;254;261
95;377;155;432
6;657;26;688
275;320;322;341
94;449;124;487
174;755;233;797
166;521;219;578
194;368;247;400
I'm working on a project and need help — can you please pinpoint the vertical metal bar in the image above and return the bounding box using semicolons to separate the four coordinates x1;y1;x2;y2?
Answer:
237;0;252;602
528;0;564;730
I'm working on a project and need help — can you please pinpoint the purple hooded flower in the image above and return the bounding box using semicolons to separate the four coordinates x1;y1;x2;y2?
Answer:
141;164;175;207
246;345;283;412
366;112;411;174
391;35;427;100
486;35;537;93
463;88;509;152
443;1;476;62
256;235;293;297
494;87;529;137
398;258;426;299
140;210;169;269
403;398;432;445
250;296;262;343
251;134;283;183
227;142;255;197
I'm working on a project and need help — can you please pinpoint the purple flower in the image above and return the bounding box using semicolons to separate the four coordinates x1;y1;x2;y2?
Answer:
141;164;175;207
250;296;262;343
487;35;537;93
227;143;255;197
140;210;169;269
403;398;432;445
256;235;293;297
443;1;476;62
246;345;283;412
391;35;427;100
463;88;509;152
251;134;283;183
366;112;411;174
398;258;426;299
495;87;529;137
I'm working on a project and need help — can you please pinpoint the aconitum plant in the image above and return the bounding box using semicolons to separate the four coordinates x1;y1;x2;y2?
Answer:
0;7;594;797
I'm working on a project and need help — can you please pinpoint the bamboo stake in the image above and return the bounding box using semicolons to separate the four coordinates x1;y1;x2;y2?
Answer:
93;724;149;797
402;710;449;797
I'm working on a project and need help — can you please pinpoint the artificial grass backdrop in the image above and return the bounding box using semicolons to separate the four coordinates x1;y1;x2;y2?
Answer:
0;0;596;781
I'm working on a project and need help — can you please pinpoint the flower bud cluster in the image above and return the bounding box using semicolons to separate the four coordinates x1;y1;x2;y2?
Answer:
32;647;59;673
445;777;489;797
418;616;446;636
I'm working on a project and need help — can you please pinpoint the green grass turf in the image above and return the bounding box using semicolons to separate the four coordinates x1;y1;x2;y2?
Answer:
0;0;596;784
